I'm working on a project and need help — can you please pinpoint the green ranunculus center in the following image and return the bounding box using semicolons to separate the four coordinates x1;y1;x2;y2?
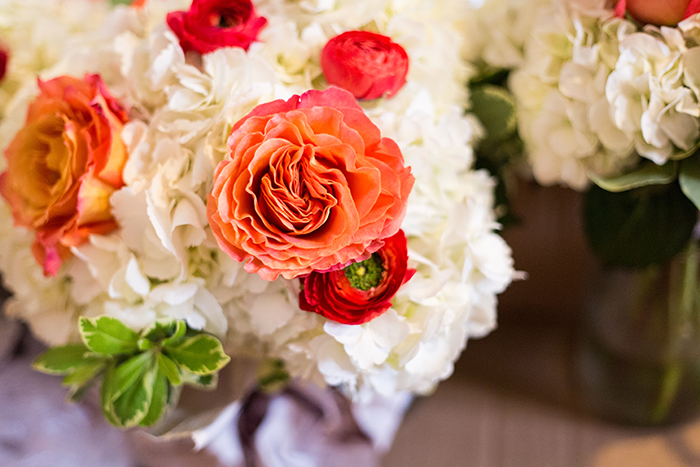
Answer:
344;253;384;291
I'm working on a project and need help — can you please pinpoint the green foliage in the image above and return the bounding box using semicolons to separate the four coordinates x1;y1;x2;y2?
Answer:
679;156;700;211
589;161;678;192
470;85;517;145
33;344;92;375
34;317;231;429
257;358;290;393
584;182;697;268
79;317;139;356
157;353;182;386
469;80;523;228
165;334;231;375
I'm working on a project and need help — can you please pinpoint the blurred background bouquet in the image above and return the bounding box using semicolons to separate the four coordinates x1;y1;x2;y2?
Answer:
464;0;700;425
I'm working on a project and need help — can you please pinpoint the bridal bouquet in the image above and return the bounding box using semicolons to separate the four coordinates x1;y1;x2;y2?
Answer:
0;0;514;432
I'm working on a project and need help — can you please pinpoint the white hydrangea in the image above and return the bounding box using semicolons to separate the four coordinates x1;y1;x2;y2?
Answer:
606;28;700;164
510;0;635;189
0;0;140;117
0;0;514;401
462;0;551;70
510;0;700;189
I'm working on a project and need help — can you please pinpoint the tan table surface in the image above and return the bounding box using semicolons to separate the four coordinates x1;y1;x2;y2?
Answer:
382;321;700;467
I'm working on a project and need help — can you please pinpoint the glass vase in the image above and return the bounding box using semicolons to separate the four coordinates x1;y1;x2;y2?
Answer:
575;242;700;425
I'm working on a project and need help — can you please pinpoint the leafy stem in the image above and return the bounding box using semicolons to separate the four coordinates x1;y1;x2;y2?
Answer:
33;317;230;429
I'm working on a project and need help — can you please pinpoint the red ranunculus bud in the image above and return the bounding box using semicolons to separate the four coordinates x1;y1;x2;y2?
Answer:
616;0;699;25
0;47;7;83
166;0;267;55
321;31;409;101
299;230;415;325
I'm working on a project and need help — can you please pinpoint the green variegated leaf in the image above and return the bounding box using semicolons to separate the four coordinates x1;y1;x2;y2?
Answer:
139;370;170;427
33;344;91;375
109;352;153;403
181;370;218;390
79;317;139;356
589;161;677;192
100;364;121;427
679;156;700;210
157;353;182;386
67;379;97;403
141;319;178;343
62;360;106;387
165;334;230;375
161;321;187;347
111;366;156;428
138;339;156;351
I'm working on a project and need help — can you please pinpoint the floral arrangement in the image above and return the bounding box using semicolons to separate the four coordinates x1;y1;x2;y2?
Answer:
0;0;514;431
488;0;700;269
470;0;700;425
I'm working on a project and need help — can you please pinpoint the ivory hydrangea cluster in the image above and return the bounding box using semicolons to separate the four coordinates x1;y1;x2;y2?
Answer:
0;0;514;400
511;0;700;189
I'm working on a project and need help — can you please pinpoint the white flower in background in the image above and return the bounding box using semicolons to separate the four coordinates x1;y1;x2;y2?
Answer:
606;29;700;164
511;0;700;189
462;0;551;70
511;1;638;189
0;0;140;117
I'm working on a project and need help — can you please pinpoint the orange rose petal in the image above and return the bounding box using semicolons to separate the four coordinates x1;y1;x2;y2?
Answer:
230;96;301;134
297;87;362;113
304;108;367;155
264;115;307;146
76;173;117;225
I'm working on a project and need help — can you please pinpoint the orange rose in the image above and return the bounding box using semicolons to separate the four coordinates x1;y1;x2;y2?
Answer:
207;87;414;281
0;74;128;276
615;0;700;25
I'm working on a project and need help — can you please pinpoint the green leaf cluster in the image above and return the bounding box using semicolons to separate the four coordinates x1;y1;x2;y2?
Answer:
257;358;290;393
584;182;697;268
470;82;523;227
33;317;230;429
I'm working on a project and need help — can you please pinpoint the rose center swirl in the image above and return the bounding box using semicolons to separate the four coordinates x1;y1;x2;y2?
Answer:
258;145;337;235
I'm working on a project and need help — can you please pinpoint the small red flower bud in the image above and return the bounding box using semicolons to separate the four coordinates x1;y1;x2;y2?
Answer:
321;31;409;101
166;0;267;55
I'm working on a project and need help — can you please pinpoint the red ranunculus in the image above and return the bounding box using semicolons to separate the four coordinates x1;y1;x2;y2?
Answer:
299;230;415;325
0;47;7;83
615;0;700;25
321;31;409;101
166;0;267;55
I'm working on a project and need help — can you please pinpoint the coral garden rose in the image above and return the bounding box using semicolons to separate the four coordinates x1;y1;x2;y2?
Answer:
615;0;700;25
166;0;267;55
299;230;414;325
207;87;414;281
0;74;128;276
321;31;409;101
